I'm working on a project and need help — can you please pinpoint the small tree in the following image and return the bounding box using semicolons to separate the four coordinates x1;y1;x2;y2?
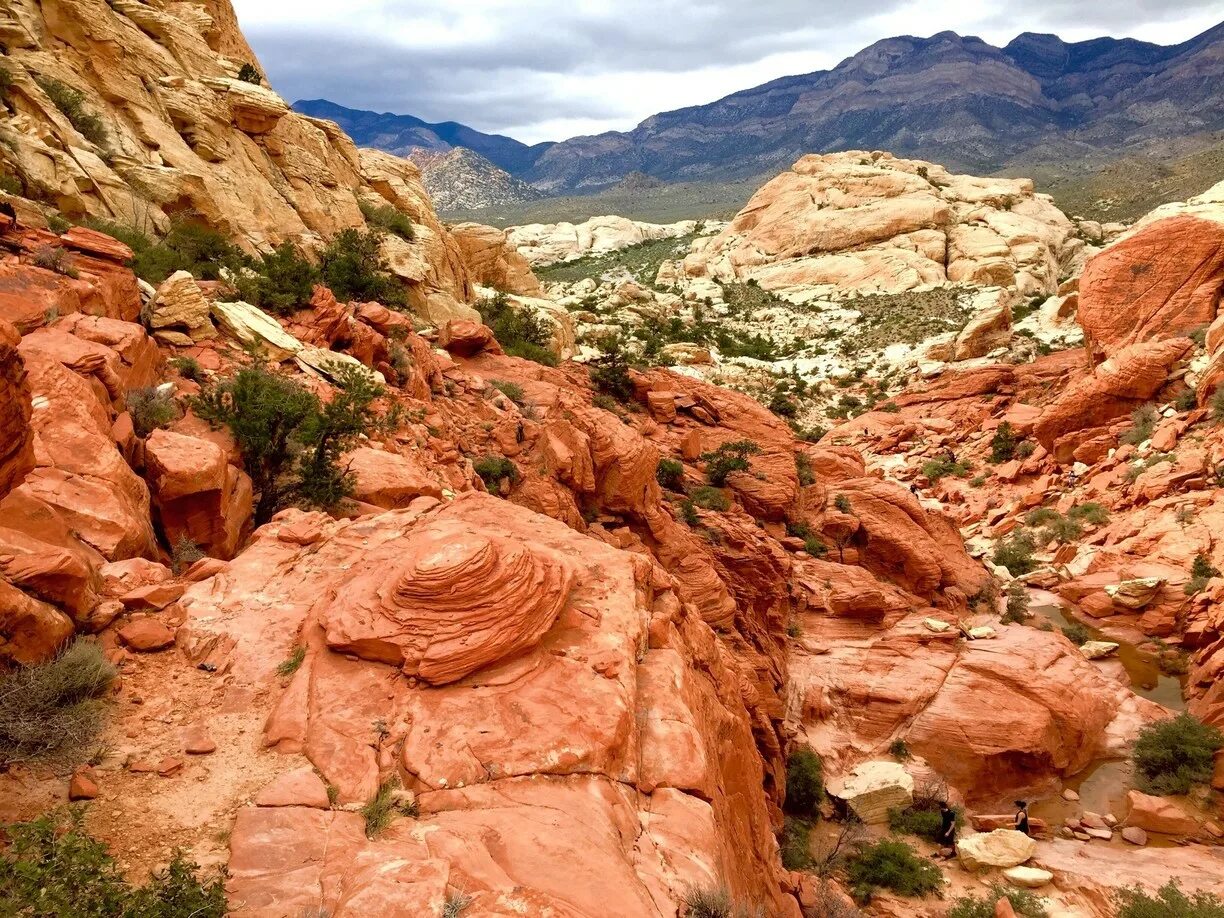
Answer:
784;746;824;818
1131;713;1223;796
320;228;403;305
656;458;684;490
236;62;263;84
235;242;320;315
990;422;1019;463
701;440;761;486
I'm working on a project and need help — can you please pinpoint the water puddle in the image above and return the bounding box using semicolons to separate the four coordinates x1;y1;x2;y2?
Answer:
1025;589;1186;710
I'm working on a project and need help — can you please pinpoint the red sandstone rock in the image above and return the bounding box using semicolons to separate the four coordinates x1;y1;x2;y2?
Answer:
117;618;176;652
438;320;501;357
254;767;332;808
0;319;34;498
1079;215;1224;358
343;447;444;509
69;767;99;801
1125;790;1199;835
181;723;216;755
0;576;73;665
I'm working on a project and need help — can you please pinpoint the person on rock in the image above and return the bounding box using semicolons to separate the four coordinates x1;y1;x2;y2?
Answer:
1014;799;1031;836
936;800;957;853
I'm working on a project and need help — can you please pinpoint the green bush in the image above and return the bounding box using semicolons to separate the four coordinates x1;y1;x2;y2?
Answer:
780;816;813;870
474;455;518;489
0;641;115;765
1211;386;1224;424
990;422;1020;463
1187;553;1221;596
360;200;415;241
845;839;941;903
0;64;12;101
0;171;23;196
33;245;78;277
768;391;797;417
921;455;972;482
360;777;415;838
588;339;635;400
478;292;558;367
1131;713;1223;796
276;645;306;677
169;356;204;382
702;440;761;486
795;452;815;486
0;809;226;917
1068;502;1109;526
1122;403;1159;445
1061;621;1091;646
833;494;852;515
236;62;262;84
679;499;700;526
948;885;1048;918
235;242;319;314
1001;581;1029;624
784;746;824;818
888;739;910;760
129;221;248;285
193;364;392;523
35;76;107;147
656;458;685;490
489;379;526;406
886;801;961;841
320;228;405;306
1115;881;1224;918
993;529;1036;576
690;486;730;511
170;535;204;574
126;386;180;438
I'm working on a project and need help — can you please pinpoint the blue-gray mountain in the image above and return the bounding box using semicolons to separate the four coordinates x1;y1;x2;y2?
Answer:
300;23;1224;196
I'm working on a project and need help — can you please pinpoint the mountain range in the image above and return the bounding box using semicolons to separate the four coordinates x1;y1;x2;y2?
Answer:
297;21;1224;202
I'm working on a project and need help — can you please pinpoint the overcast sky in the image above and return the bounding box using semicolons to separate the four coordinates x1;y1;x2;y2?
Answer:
232;1;1222;145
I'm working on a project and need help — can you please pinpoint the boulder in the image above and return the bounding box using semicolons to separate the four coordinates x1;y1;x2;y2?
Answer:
343;447;444;510
117;618;176;652
954;288;1014;360
957;830;1037;870
826;761;913;825
1126;790;1199;835
1079;641;1119;660
438;319;501;357
1003;865;1052;888
1121;826;1148;846
255;767;332;809
148;272;216;344
1106;577;1163;610
0;577;74;665
0;318;34;497
449;223;542;296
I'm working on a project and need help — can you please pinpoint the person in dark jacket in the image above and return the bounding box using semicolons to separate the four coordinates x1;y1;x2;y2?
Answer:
1014;799;1031;836
937;800;957;849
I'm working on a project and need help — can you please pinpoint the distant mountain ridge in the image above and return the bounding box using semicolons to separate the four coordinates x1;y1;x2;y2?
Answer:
406;147;544;212
300;21;1224;199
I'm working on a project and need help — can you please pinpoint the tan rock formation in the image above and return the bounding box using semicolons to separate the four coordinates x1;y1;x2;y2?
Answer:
508;216;699;266
684;151;1074;298
449;222;542;296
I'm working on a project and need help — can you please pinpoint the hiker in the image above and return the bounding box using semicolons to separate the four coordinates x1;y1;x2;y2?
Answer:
936;800;957;852
1014;799;1031;836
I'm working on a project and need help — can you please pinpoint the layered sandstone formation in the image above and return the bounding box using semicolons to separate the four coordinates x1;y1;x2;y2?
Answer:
508;215;701;266
0;0;474;321
683;151;1077;298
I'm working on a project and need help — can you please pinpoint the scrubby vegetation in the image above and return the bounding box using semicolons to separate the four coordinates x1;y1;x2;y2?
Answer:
1115;881;1224;918
170;534;204;574
993;529;1037;576
921;455;972;482
1001;581;1029;624
33;245;78;278
1122;403;1159;445
702;440;761;486
536;232;697;286
989;422;1025;463
489;379;526;406
886;798;961;841
780;815;813;870
236;62;263;84
169;356;205;382
948;885;1048;918
839;288;970;351
1061;620;1091;646
35;76;107;147
360;201;415;241
360;777;416;838
474;455;519;489
844;839;941;903
276;645;307;677
234;242;318;314
690;485;730;511
193;363;394;523
1131;713;1223;796
0;641;116;765
319;228;405;306
126;386;180;438
784;746;824;818
1186;553;1220;595
0;809;226;917
479;292;558;366
656;458;685;490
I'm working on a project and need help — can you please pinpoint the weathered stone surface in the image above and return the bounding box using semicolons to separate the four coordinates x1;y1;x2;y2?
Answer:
0;319;34;498
509;216;698;266
957;830;1037;870
450;222;542;295
342;447;444;509
148;272;216;344
117;618;176;652
0;577;74;665
1126;790;1199;835
826;761;914;824
254;767;332;809
1003;865;1052;888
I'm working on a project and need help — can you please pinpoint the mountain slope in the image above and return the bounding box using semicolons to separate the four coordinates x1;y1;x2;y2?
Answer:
293;99;550;175
406;146;543;212
524;23;1224;192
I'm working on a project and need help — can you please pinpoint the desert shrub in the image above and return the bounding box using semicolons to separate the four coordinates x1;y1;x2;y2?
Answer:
0;171;23;196
1122;403;1159;445
235;242;319;314
1212;386;1224;424
780;816;814;870
790;422;826;443
784;746;824;818
1061;621;1091;646
990;422;1021;463
886;800;961;841
656;458;685;490
0;809;226;917
1158;650;1190;676
360;777;416;838
320;228;405;306
681;885;760;918
702;440;761;486
588;339;635;400
169;356;204;382
193;364;392;523
690;486;730;511
768;391;797;417
1068;502;1109;526
276;645;306;677
1176;388;1199;412
236;62;262;84
795;452;815;486
1000;581;1029;624
170;534;204;574
46;212;71;233
33;245;78;277
35;76;107;146
130;220;248;285
1043;514;1084;544
993;529;1036;576
948;885;1048;918
888;739;910;760
1132;712;1223;796
921;455;972;482
679;499;700;526
443;891;474;918
474;455;518;489
1115;881;1224;918
479;292;558;366
1187;553;1221;595
0;64;12;101
360;200;415;242
1016;440;1036;459
489;379;526;406
0;641;116;765
126;386;179;438
833;494;852;514
844;839;941;903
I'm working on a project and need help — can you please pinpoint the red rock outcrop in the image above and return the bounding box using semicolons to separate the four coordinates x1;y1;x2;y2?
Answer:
0;318;34;497
1079;214;1224;360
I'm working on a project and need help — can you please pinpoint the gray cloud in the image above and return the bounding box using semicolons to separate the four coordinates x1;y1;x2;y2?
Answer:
234;0;1222;143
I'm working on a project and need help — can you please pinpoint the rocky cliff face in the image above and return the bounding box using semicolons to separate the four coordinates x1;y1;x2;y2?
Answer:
0;0;474;317
407;146;544;213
